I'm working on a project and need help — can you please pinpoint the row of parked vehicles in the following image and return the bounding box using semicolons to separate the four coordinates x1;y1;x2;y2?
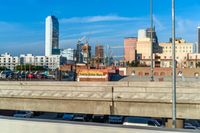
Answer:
12;111;163;128
0;70;55;80
12;111;200;130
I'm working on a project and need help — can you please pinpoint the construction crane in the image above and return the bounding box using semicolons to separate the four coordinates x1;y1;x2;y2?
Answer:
77;36;87;44
105;45;124;66
106;45;136;66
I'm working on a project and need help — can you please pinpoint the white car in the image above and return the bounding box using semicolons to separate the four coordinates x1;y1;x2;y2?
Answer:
13;111;34;118
123;117;161;127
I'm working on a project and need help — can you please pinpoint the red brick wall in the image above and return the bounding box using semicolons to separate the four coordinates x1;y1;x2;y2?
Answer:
127;67;200;77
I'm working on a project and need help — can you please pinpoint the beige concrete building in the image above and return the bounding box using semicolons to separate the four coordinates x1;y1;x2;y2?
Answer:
184;53;200;68
137;38;160;67
136;28;162;67
137;38;152;60
159;39;194;68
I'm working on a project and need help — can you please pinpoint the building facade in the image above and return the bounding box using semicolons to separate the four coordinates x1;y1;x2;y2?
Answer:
185;53;200;68
0;53;67;70
159;38;194;68
124;37;137;63
95;45;104;64
60;48;76;64
137;28;161;60
82;43;91;64
0;53;19;70
20;54;66;70
45;16;60;56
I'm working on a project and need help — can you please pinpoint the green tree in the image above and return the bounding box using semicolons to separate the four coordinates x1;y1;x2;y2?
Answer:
16;64;47;71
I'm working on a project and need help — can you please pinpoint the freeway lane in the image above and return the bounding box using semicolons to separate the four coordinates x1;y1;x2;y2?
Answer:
0;117;196;133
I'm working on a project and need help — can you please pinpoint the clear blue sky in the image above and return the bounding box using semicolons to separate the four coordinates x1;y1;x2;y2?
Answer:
0;0;200;55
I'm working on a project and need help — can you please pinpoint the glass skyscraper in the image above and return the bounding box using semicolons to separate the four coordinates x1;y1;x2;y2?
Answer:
45;16;59;56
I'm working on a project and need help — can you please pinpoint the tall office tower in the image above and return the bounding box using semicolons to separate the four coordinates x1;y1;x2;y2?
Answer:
95;45;104;64
197;26;200;53
76;42;84;63
146;27;160;53
45;16;59;56
124;37;137;63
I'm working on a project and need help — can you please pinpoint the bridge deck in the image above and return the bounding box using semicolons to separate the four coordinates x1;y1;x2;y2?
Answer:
0;117;192;133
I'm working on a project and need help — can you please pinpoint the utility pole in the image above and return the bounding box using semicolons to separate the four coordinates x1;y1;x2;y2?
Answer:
150;0;154;81
172;0;177;128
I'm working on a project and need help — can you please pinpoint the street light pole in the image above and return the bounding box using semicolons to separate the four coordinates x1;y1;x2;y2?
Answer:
172;0;176;128
150;0;154;81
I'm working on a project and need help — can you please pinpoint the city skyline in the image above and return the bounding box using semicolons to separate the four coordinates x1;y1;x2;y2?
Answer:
0;0;200;55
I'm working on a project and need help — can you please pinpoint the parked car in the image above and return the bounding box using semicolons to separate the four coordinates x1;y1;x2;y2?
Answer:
62;113;74;121
18;73;26;79
36;74;48;79
123;117;161;127
0;70;13;79
13;111;34;118
47;74;55;79
92;115;108;123
27;73;35;79
108;115;124;124
184;123;199;130
72;114;87;122
184;119;200;128
62;72;75;81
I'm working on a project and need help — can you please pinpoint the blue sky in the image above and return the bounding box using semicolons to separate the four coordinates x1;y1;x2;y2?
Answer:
0;0;200;55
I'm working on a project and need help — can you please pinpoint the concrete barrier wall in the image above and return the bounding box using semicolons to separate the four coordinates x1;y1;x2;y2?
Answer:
0;81;199;119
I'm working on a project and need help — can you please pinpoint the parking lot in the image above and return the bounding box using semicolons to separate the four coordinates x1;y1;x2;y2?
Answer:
0;70;75;81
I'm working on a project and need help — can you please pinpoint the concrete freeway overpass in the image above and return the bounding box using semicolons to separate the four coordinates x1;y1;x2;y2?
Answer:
0;117;193;133
0;81;199;127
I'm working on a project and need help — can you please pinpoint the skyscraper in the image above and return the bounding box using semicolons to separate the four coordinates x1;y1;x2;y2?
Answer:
197;26;200;53
45;16;59;56
76;41;84;63
146;28;160;53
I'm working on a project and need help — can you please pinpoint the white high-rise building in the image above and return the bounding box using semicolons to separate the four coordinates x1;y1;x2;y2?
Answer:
45;16;59;56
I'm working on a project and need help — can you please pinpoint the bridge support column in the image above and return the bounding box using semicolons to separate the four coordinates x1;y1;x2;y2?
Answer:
165;119;184;128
